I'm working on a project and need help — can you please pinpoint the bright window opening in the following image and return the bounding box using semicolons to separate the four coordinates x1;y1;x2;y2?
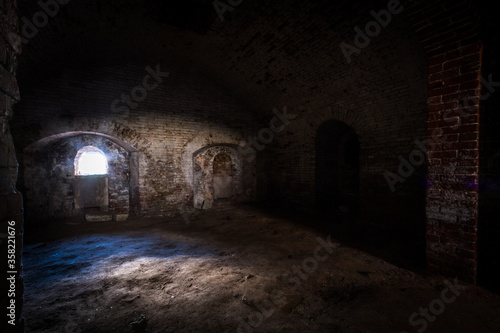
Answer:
75;146;108;176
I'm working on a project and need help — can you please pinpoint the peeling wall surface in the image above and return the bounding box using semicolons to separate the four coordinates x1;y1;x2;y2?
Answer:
193;144;254;209
213;153;234;199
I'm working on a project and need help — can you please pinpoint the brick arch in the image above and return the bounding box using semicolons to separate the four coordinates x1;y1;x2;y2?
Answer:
23;132;140;218
403;0;482;283
192;144;245;209
24;131;139;153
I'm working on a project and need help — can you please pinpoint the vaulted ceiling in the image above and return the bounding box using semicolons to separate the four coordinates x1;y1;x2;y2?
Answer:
16;0;492;117
17;0;387;115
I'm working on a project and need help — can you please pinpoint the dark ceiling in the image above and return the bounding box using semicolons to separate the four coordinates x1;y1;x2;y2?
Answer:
14;0;494;116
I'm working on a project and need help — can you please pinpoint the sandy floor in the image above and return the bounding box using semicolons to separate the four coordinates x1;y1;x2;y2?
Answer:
22;203;500;333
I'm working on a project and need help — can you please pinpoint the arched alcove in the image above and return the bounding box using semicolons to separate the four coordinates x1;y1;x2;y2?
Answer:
192;144;248;209
23;133;139;220
315;120;360;219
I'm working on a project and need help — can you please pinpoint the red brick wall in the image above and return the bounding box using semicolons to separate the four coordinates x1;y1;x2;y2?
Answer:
403;0;482;283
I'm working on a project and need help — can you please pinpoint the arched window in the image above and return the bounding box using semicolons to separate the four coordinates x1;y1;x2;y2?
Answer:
74;146;108;176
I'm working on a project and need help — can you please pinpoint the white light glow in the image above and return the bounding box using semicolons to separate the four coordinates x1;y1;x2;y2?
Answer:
75;148;108;175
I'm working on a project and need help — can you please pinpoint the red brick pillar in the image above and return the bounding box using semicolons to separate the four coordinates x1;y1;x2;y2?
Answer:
405;0;482;283
425;45;482;283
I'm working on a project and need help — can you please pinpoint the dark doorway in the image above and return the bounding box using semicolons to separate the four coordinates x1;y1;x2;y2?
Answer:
315;120;360;219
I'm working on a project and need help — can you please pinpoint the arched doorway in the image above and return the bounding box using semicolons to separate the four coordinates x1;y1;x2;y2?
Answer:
315;120;360;219
213;153;233;200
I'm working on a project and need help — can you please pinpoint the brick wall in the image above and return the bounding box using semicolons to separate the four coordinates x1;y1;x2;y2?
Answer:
1;0;24;331
23;134;131;220
8;0;491;290
213;1;429;235
404;0;482;283
12;60;260;219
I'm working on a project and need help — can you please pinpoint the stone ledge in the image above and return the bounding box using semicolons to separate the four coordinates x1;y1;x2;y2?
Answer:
85;212;113;223
114;213;129;222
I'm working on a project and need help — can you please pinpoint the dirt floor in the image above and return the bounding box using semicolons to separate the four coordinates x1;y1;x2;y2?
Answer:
22;203;500;333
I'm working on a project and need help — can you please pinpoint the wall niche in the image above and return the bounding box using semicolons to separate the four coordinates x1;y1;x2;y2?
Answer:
23;133;133;220
192;144;255;209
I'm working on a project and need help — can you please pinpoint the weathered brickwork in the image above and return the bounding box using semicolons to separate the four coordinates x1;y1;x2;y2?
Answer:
210;0;484;283
23;134;131;219
12;61;260;219
193;144;254;209
403;0;482;283
212;1;429;237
